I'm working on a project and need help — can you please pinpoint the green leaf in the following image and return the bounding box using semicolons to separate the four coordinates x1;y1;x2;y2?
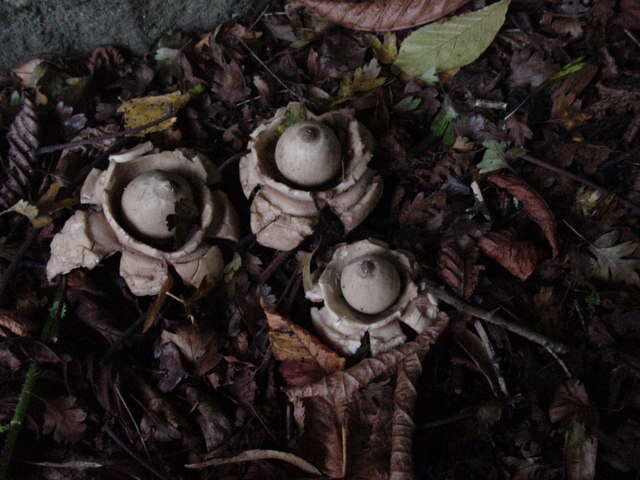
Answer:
394;0;511;76
477;140;509;174
430;105;458;146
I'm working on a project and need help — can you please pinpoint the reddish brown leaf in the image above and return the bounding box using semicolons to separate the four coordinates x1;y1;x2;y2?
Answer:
211;59;251;103
479;229;545;280
487;172;559;257
264;302;345;386
289;0;471;32
438;244;483;299
42;396;87;444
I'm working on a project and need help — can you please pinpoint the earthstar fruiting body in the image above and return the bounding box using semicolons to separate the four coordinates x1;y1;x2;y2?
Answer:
47;142;239;296
239;102;383;251
305;239;440;356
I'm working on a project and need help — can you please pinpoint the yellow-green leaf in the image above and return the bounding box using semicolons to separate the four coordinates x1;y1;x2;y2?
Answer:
394;0;511;76
117;91;191;136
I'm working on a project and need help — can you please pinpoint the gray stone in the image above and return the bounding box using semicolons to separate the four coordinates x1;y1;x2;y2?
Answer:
0;0;260;69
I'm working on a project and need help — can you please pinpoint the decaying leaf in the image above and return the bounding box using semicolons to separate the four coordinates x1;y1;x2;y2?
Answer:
395;0;511;76
487;172;559;257
186;449;322;475
42;396;87;444
587;232;640;287
0;310;38;337
116;91;191;135
263;302;346;386
290;0;471;32
479;228;544;280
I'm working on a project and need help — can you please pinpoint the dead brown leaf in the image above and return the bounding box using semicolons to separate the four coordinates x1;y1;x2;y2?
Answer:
42;396;87;444
264;302;345;386
160;325;222;376
289;0;471;32
389;353;422;480
487;172;559;257
438;244;483;299
479;229;545;280
399;191;446;231
286;313;449;421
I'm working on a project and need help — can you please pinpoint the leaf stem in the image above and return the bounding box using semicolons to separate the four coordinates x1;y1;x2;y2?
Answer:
0;280;66;480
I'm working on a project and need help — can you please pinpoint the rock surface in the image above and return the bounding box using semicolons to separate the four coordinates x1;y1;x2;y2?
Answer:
0;0;258;69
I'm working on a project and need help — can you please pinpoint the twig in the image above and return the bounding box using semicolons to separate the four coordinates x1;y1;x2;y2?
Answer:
473;320;509;396
0;225;39;308
0;280;66;480
520;154;640;217
624;29;640;49
35;107;175;156
238;39;302;101
102;424;169;480
423;279;569;354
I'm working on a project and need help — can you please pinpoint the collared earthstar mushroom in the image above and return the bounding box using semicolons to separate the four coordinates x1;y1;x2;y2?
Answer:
305;239;440;356
239;102;383;251
46;142;239;296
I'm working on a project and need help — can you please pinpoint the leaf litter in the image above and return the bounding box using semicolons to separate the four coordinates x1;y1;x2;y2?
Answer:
1;0;640;479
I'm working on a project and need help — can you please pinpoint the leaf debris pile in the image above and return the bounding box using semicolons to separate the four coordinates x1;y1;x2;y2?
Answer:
1;0;640;478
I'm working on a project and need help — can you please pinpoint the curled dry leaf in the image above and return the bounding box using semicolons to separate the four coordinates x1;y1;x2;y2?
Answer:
185;449;322;475
487;172;559;257
289;0;471;32
479;228;544;280
263;301;346;386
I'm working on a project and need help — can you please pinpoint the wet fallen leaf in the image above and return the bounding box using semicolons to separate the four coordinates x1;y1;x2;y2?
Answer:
487;172;559;257
395;0;511;76
479;229;545;280
290;0;471;32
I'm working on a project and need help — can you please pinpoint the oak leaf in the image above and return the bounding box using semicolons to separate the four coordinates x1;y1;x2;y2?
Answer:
487;172;559;257
289;0;471;32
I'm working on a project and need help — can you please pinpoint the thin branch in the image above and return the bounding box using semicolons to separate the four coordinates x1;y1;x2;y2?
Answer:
520;154;640;217
238;38;302;101
0;280;66;479
35;107;175;156
102;424;170;480
423;279;569;354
